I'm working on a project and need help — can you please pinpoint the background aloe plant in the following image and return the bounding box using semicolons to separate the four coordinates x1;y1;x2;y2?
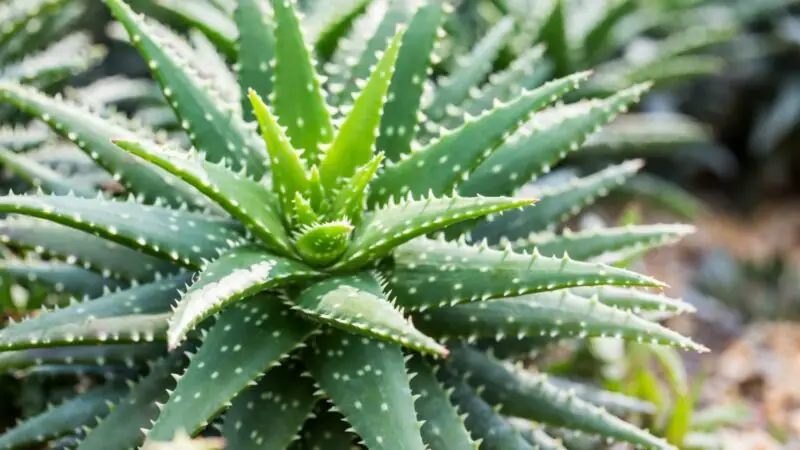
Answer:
0;0;709;449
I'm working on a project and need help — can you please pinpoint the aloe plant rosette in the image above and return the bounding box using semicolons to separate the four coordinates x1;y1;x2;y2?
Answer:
0;0;705;448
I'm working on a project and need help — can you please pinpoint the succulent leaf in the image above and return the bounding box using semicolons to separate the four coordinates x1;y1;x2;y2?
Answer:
376;1;444;162
569;286;695;314
460;83;652;198
0;82;204;207
339;194;534;271
167;245;320;347
0;343;163;372
306;328;427;450
415;290;706;351
0;216;180;282
329;153;384;223
77;345;193;450
221;361;317;450
406;354;477;450
0;275;190;350
448;346;677;449
293;221;354;267
113;139;295;256
0;194;246;269
105;0;269;178
0;383;126;449
147;296;317;440
370;72;591;203
536;0;572;77
320;27;404;190
437;364;533;450
234;0;275;122
292;273;447;356
268;0;334;165
0;146;95;197
0;259;121;297
582;0;636;63
388;237;664;311
296;405;358;449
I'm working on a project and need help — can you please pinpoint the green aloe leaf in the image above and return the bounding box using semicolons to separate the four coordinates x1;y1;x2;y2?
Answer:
448;346;676;449
0;383;127;449
513;224;695;261
0;194;246;269
473;160;643;243
268;0;334;165
569;286;695;315
167;245;320;347
0;216;180;282
616;173;704;220
406;354;477;450
329;153;384;223
516;423;565;450
376;1;444;162
436;365;533;450
460;84;652;198
293;221;354;267
105;0;268;178
292;273;446;356
0;123;49;152
338;195;534;271
221;361;317;450
77;345;193;450
296;405;358;449
248;89;311;216
113;139;295;256
415;290;706;351
147;296;316;440
0;343;163;372
306;0;371;62
582;0;636;63
0;275;189;350
388;237;664;311
0;0;70;50
546;375;656;416
424;17;515;122
0;82;204;207
0;259;122;297
0;147;95;197
320;27;404;190
305;328;427;450
536;0;571;77
234;0;274;122
370;72;590;203
149;0;237;59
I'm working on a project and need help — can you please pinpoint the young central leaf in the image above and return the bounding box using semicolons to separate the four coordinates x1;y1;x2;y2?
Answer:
294;221;354;267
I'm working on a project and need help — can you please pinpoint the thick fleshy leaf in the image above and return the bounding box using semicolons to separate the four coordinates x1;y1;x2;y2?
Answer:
113;139;294;256
320;27;404;190
536;0;572;76
460;84;652;198
305;328;427;450
424;17;515;122
77;346;192;450
0;194;246;269
221;361;317;449
296;405;358;449
0;343;163;372
414;290;706;351
569;286;695;314
234;0;274;121
0;275;190;350
616;173;704;220
147;296;316;440
448;346;676;449
370;72;591;203
514;422;565;450
389;237;664;311
167;245;320;347
268;0;334;164
0;216;180;282
0;147;95;197
292;273;446;356
337;194;534;271
0;259;122;297
0;123;49;152
436;365;533;450
0;82;203;206
546;375;656;415
472;160;643;243
406;354;477;450
513;224;695;261
376;1;444;162
582;0;636;63
105;0;269;178
150;0;237;58
329;153;384;223
294;221;353;267
0;383;127;449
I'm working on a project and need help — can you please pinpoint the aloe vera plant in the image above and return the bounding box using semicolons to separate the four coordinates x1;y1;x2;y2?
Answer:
0;0;707;448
